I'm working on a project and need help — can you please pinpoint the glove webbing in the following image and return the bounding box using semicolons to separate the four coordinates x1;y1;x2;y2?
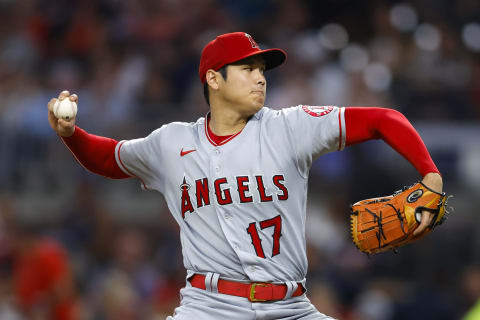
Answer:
364;204;407;251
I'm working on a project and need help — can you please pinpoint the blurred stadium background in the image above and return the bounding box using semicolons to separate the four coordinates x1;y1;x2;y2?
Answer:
0;0;479;319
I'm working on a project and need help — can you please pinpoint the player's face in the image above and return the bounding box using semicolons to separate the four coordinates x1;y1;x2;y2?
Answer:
219;56;267;115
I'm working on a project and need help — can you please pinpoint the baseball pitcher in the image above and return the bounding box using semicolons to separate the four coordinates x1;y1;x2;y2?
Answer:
47;32;445;319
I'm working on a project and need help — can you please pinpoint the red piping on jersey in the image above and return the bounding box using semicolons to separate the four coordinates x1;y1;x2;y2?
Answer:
116;141;148;190
344;107;440;176
204;113;243;146
337;110;343;151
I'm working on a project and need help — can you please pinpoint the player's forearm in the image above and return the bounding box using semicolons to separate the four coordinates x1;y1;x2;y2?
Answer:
421;172;443;193
61;126;130;179
345;107;440;177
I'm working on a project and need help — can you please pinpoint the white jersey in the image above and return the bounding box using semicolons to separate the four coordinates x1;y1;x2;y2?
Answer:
115;105;346;283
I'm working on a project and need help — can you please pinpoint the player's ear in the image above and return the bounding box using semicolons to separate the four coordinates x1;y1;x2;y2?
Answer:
206;69;221;90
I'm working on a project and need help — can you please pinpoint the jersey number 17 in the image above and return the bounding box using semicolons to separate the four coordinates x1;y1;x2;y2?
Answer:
246;215;282;258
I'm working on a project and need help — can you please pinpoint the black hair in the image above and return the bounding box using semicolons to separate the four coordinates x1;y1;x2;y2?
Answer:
203;66;227;106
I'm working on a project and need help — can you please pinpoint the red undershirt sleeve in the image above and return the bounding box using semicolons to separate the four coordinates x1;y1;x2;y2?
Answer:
60;126;130;179
344;107;440;177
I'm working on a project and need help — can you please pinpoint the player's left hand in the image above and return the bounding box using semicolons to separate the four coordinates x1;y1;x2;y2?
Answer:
413;172;443;236
350;175;449;254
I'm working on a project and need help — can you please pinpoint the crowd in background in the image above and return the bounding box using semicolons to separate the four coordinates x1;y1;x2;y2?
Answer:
0;0;479;319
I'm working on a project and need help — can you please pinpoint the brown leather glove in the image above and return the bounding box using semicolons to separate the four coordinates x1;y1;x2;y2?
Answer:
350;182;450;255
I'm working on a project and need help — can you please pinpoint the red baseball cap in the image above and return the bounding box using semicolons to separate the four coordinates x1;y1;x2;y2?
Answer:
199;32;287;83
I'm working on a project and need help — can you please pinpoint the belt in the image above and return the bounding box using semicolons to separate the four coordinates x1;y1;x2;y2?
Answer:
189;274;305;302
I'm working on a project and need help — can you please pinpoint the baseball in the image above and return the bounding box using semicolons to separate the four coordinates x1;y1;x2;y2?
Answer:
53;99;77;120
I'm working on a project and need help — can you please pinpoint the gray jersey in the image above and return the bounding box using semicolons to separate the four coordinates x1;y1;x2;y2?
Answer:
115;106;345;283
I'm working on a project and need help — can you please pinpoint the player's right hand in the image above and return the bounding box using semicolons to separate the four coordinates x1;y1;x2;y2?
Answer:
47;90;77;137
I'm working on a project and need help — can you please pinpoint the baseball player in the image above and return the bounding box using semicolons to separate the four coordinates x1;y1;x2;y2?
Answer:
47;32;443;319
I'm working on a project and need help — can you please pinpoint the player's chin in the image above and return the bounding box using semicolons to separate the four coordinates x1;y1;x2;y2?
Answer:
251;95;265;108
249;101;264;114
242;103;263;118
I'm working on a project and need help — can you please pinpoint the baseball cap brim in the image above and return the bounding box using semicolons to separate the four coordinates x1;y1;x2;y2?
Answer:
228;48;287;71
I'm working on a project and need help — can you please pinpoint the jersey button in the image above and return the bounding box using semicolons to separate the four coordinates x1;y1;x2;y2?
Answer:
215;149;220;155
215;166;220;171
224;212;232;219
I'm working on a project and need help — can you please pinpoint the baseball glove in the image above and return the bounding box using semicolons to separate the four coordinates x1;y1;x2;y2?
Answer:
350;182;450;255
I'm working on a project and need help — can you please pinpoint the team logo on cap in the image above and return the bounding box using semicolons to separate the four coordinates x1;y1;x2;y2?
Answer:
245;33;259;49
302;105;334;117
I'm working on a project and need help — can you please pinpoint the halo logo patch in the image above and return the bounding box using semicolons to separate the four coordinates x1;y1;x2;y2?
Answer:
407;189;423;203
244;33;259;49
302;105;334;117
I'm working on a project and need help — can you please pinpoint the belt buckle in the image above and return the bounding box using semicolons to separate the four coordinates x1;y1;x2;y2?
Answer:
249;283;269;302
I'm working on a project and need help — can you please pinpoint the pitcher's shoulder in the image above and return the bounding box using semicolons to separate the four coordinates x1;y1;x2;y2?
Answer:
259;105;302;121
160;118;203;133
143;119;201;143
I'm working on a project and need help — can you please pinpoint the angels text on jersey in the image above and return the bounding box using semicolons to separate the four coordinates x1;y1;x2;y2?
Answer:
180;174;288;218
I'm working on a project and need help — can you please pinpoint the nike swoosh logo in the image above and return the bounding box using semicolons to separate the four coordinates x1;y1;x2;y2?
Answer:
180;148;196;157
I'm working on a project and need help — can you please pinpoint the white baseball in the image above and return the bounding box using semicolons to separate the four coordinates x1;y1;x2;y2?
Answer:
53;99;77;120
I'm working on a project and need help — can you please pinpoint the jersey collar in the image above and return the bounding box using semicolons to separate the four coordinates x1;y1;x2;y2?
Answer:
203;108;264;147
204;112;242;146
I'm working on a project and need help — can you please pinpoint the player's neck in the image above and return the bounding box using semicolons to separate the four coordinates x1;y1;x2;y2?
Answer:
208;106;250;136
